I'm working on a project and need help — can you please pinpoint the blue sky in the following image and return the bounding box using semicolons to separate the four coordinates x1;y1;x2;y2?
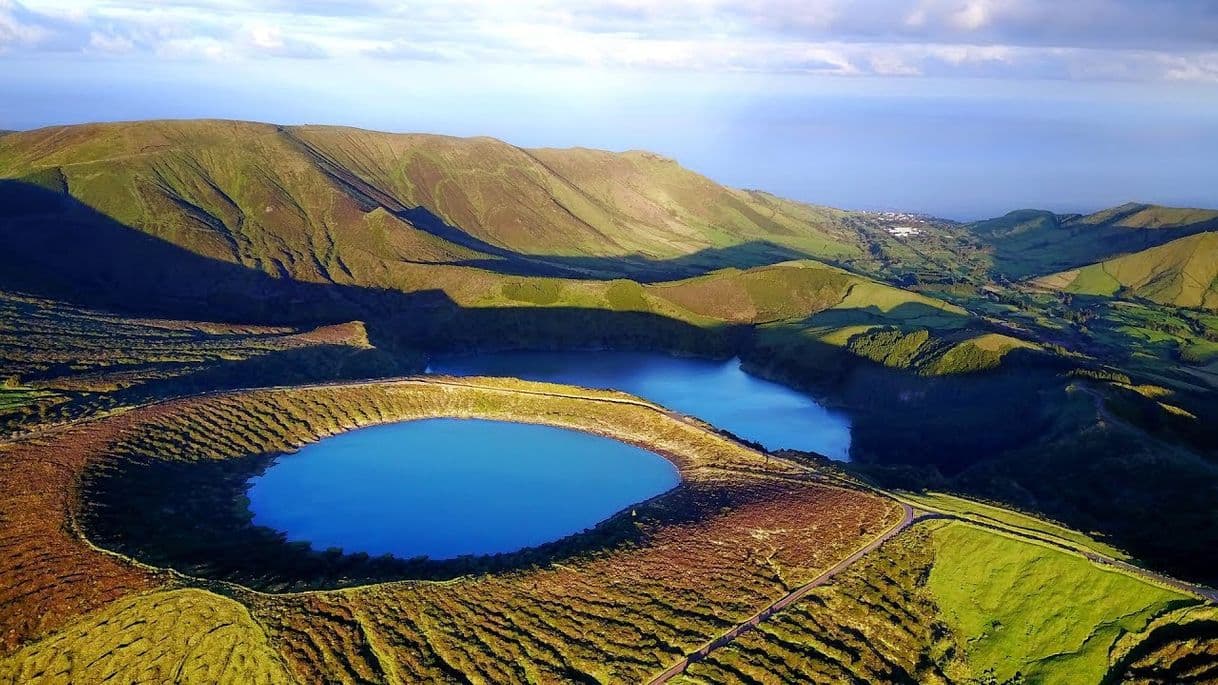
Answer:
2;0;1216;219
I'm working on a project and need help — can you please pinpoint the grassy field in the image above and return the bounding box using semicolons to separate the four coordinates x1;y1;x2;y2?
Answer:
928;522;1190;684
1036;231;1218;311
0;589;289;684
678;519;1205;685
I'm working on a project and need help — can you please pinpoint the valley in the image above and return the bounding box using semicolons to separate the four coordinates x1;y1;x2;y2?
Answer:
2;120;1217;683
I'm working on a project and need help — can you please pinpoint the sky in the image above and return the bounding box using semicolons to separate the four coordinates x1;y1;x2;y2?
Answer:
1;1;1216;219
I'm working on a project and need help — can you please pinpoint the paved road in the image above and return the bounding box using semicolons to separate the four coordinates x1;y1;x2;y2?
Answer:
647;502;916;684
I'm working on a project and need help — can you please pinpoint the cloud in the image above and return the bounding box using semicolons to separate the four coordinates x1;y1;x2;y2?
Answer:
3;0;1216;82
365;41;462;63
242;22;326;58
87;30;134;54
0;0;56;52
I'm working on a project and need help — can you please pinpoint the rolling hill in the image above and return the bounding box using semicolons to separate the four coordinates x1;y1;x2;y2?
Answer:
1034;231;1218;310
0;119;865;287
3;118;1218;682
0;119;1028;376
969;202;1218;280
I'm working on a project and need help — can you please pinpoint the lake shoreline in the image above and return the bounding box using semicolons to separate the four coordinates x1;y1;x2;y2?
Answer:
75;376;818;592
428;350;854;460
246;418;682;561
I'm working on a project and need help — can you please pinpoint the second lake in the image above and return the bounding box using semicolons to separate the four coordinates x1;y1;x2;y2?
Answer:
429;351;852;460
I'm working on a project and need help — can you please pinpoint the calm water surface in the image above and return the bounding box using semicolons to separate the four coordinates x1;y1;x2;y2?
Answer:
430;351;852;460
247;418;679;560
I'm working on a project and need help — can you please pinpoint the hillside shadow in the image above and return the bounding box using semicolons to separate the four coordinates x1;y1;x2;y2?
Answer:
0;179;737;356
0;180;452;325
280;133;817;281
388;202;812;280
980;221;1218;281
455;241;811;282
113;344;426;405
800;301;970;330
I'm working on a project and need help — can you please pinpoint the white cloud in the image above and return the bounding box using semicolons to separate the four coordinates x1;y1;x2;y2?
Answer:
156;35;232;61
87;30;133;53
0;0;51;51
869;52;921;76
2;0;1216;82
247;23;282;50
949;0;995;31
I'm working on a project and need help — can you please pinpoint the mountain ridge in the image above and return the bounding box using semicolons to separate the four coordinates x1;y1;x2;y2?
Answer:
966;202;1218;280
1033;231;1218;310
0;119;863;272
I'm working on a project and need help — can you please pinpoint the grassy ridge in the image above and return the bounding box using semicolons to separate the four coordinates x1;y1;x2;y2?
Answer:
969;203;1218;280
900;490;1127;559
0;119;866;281
1035;231;1218;310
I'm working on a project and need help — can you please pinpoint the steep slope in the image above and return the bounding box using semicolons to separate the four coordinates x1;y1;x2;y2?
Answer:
0;119;863;290
969;202;1218;279
1034;231;1218;310
1076;202;1218;229
289;125;863;260
0;120;995;337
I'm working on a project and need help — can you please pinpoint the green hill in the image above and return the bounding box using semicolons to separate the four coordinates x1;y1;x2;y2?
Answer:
1034;232;1218;310
1;119;1025;374
0;119;863;287
970;202;1218;279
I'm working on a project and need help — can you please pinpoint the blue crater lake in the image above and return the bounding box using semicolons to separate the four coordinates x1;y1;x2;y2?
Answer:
430;351;852;460
247;418;679;560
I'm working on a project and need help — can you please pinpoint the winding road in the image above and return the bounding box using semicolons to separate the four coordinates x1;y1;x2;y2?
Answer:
7;374;1216;679
646;491;1217;683
647;502;922;684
